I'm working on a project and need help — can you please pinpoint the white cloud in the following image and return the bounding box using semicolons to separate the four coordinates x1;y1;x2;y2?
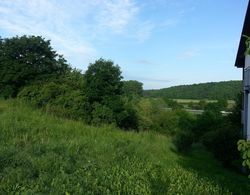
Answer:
96;0;139;33
0;0;142;68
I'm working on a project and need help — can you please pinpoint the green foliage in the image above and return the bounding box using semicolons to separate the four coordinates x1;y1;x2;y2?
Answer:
174;130;194;152
173;111;196;152
144;80;242;100
217;99;228;110
243;35;250;55
198;95;242;167
91;103;115;125
83;58;137;130
198;100;206;109
202;127;241;166
238;140;250;176
193;107;224;141
18;69;86;119
164;98;184;110
84;58;123;104
0;99;249;194
135;98;179;134
0;35;70;98
122;80;143;98
228;93;243;129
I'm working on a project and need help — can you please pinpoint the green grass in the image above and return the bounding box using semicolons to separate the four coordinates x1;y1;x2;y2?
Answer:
0;99;249;194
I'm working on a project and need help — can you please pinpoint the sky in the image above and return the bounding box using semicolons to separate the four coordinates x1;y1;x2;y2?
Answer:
0;0;248;89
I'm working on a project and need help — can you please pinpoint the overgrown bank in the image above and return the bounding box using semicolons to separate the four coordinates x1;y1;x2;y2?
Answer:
0;100;249;194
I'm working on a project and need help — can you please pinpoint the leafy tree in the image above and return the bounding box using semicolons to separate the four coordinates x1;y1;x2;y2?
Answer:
0;35;70;98
84;58;135;129
123;80;143;97
84;58;123;104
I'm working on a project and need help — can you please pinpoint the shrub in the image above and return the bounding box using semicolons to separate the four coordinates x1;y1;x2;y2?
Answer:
173;110;196;152
18;81;86;119
136;98;181;134
202;127;241;167
238;140;250;177
173;130;194;152
91;103;115;125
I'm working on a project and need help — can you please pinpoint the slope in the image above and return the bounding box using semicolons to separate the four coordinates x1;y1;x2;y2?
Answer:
0;100;249;194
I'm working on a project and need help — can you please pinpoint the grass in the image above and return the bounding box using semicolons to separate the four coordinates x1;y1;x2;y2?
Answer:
0;99;249;194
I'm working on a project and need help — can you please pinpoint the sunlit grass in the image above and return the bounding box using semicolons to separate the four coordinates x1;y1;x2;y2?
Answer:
0;99;249;194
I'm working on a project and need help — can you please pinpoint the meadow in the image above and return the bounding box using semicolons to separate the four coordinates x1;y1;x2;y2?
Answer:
0;99;249;194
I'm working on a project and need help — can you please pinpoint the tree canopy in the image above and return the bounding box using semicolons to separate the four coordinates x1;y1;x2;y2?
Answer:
0;35;70;98
83;59;125;126
123;80;143;97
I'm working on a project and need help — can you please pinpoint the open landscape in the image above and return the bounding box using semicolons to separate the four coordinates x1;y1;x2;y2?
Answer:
1;99;250;194
1;1;250;194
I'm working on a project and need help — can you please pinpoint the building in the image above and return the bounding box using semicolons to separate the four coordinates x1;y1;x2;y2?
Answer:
235;1;250;140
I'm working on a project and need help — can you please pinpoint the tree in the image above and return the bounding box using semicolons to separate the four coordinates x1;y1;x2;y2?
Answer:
0;35;70;98
84;58;125;126
84;58;123;104
122;80;143;97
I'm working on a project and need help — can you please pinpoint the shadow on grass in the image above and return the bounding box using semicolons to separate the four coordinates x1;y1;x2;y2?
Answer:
175;144;250;194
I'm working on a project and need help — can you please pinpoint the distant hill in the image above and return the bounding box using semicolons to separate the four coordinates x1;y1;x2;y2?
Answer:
144;80;242;100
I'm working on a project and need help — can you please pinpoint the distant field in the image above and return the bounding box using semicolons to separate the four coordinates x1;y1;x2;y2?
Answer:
174;99;235;109
0;99;249;194
174;99;217;103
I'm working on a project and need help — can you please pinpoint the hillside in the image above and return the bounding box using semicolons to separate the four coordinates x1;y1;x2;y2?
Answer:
0;99;249;194
144;80;242;100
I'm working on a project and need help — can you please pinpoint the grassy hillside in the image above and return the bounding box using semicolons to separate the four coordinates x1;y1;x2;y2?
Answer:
144;80;242;100
0;100;249;194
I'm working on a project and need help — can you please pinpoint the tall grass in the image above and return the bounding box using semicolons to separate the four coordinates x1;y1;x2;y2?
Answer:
0;99;249;194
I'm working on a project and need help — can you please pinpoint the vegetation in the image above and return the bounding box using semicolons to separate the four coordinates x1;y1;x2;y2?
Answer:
243;35;250;55
0;35;248;193
144;81;242;100
174;97;242;168
122;80;143;98
0;35;70;98
238;140;250;177
17;70;86;120
0;100;249;194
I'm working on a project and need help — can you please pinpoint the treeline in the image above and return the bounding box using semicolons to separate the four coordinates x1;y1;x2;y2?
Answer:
0;35;244;171
0;35;145;130
144;81;242;100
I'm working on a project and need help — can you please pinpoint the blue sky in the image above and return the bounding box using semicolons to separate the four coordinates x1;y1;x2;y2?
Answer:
0;0;248;89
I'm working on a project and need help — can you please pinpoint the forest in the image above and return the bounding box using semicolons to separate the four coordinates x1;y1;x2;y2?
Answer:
144;80;242;100
0;35;250;194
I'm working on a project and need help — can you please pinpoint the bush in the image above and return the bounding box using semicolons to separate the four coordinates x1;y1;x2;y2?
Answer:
173;111;196;152
238;140;250;177
193;108;224;141
116;104;139;130
136;98;181;134
18;81;86;119
91;103;115;125
202;127;241;167
173;130;194;152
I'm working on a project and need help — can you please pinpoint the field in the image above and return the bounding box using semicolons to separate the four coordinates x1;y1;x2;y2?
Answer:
174;99;235;110
0;100;249;194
